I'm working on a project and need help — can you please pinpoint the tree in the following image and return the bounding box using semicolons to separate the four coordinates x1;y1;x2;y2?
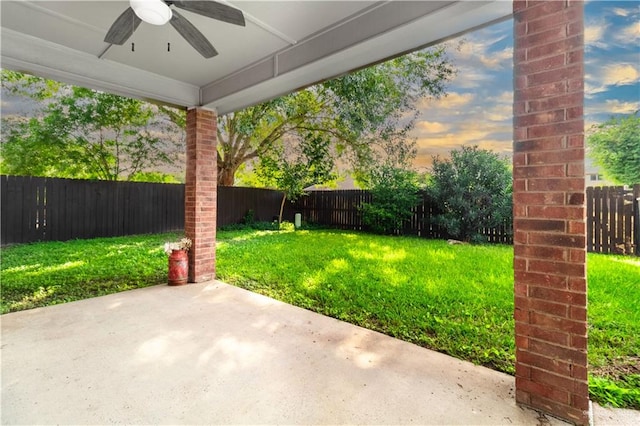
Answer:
587;112;640;185
1;71;184;181
360;165;421;235
3;43;455;184
216;46;455;185
427;146;512;243
253;132;336;224
1;69;64;101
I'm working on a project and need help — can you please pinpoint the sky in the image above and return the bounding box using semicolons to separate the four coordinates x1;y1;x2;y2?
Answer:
1;1;638;179
410;0;640;171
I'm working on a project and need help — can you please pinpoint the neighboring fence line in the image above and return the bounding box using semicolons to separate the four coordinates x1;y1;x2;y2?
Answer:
216;185;293;225
586;185;640;255
0;176;291;245
296;186;639;255
1;176;185;245
293;190;511;243
2;175;638;255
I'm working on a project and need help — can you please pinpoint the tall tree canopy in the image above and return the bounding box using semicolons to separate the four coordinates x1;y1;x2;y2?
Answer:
1;71;184;181
587;112;640;186
2;44;454;184
217;46;455;185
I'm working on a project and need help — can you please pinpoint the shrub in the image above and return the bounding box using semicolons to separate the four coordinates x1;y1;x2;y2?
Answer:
427;146;512;243
587;112;640;185
218;221;278;232
278;221;296;231
360;165;421;234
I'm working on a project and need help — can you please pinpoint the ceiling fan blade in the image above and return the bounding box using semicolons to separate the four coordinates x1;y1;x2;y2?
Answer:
172;1;245;26
170;10;218;58
104;7;142;45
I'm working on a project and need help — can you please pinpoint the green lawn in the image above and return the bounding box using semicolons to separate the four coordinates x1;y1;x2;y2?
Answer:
1;228;639;408
0;233;171;312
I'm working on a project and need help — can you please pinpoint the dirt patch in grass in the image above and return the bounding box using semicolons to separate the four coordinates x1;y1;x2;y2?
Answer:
592;356;640;380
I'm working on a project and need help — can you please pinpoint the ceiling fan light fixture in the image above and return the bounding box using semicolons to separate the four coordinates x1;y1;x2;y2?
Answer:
130;0;172;26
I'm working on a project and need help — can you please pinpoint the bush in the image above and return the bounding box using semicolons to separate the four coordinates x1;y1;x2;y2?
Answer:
427;146;512;243
218;221;278;232
360;165;421;234
278;221;295;231
587;112;640;185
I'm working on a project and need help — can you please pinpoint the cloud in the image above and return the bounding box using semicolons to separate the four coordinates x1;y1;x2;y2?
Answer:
412;83;513;170
485;105;512;122
586;62;640;96
480;47;513;69
449;35;512;92
414;120;512;152
611;7;630;17
585;23;608;48
415;121;449;134
413;136;512;170
603;99;640;114
409;5;638;171
418;92;475;110
618;21;640;43
457;40;512;71
483;92;513;122
451;66;495;89
488;91;513;104
603;63;640;86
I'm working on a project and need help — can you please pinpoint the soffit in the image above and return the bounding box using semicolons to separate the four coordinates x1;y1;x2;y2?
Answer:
1;1;511;114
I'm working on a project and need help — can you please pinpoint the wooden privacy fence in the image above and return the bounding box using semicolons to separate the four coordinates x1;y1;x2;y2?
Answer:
295;186;640;254
1;175;185;245
1;176;291;245
293;190;512;243
217;185;293;225
586;185;640;255
3;175;638;255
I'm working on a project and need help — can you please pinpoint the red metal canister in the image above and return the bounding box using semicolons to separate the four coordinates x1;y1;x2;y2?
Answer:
168;249;188;286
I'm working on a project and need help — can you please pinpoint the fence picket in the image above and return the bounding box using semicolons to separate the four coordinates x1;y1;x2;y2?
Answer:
616;187;625;253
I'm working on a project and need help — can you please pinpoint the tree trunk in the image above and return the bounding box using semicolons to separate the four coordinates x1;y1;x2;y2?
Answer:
218;165;237;186
278;193;287;224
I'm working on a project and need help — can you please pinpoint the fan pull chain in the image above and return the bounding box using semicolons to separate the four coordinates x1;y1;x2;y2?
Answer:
131;13;134;52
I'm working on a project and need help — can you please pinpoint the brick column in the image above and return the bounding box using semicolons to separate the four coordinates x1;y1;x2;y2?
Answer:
185;107;217;282
513;1;589;424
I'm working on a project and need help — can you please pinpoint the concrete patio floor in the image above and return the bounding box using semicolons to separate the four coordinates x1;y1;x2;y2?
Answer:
2;281;638;425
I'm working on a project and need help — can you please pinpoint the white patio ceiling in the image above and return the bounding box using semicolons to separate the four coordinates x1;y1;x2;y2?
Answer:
1;1;511;114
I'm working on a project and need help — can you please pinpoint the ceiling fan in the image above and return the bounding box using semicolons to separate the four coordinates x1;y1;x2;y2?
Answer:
104;0;245;58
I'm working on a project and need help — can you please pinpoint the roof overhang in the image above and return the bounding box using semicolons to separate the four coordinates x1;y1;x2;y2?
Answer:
1;1;512;114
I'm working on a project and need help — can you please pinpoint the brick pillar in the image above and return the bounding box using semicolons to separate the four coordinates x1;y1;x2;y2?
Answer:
513;1;589;424
185;107;217;282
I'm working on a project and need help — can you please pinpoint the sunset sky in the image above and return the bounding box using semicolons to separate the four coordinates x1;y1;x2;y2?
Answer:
1;1;638;180
411;0;640;171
